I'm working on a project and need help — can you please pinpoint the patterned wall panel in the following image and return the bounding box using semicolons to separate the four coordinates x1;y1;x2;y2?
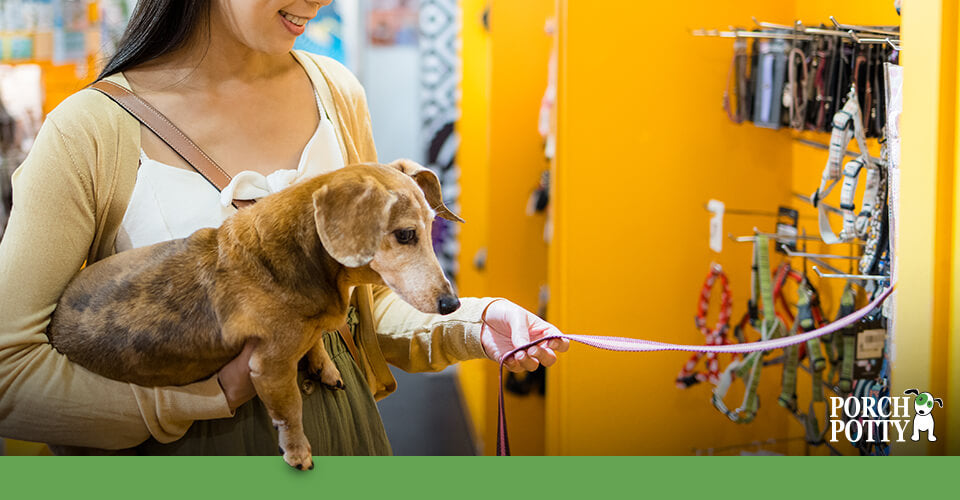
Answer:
419;0;461;285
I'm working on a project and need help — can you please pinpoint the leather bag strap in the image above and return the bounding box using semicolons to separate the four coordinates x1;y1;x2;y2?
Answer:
89;80;252;209
336;323;360;363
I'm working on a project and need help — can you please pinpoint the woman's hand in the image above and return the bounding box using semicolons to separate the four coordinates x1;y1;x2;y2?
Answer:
479;299;570;372
217;341;258;412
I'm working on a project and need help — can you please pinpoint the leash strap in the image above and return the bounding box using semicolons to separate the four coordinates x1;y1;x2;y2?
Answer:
813;38;834;130
786;47;809;130
772;263;804;326
837;284;859;394
797;282;827;374
779;278;828;411
676;265;733;388
495;283;894;456
778;278;806;411
723;37;748;124
88;80;253;210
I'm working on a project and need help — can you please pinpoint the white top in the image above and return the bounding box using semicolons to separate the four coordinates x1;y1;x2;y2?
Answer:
115;91;345;252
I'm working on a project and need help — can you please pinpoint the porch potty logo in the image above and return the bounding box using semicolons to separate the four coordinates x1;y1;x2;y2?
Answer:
829;389;945;443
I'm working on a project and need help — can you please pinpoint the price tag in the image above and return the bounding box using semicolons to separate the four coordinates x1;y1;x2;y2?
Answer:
856;329;886;360
775;206;799;254
707;199;724;253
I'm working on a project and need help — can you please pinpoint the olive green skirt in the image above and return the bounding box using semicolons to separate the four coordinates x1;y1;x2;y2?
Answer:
136;329;392;456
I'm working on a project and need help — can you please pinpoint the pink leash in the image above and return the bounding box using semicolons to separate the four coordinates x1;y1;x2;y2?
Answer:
496;284;895;456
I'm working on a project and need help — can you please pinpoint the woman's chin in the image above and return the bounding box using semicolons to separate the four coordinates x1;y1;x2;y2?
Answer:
244;36;298;57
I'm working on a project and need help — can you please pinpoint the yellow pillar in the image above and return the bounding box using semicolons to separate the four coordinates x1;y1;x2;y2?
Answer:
894;0;957;456
456;0;555;455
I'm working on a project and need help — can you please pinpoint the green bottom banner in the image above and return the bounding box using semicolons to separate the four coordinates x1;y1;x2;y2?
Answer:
0;456;955;498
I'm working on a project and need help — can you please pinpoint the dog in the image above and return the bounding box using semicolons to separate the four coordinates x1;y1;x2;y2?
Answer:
904;389;944;442
48;159;463;469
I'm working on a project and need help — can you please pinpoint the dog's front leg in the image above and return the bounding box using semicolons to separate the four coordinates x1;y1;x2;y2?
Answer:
249;350;312;470
307;339;344;389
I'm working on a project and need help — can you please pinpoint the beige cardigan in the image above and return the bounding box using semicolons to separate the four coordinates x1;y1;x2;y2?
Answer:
0;52;493;450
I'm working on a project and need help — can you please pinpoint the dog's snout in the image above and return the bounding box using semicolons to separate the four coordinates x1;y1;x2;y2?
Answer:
438;295;460;315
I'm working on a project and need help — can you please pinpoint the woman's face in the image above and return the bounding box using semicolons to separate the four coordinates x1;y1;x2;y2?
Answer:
212;0;333;54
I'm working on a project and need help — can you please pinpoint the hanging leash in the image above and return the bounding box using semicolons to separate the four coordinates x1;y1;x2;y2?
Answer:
493;281;895;456
836;284;859;394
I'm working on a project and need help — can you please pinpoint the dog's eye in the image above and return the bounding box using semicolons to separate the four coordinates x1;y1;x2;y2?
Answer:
394;228;417;245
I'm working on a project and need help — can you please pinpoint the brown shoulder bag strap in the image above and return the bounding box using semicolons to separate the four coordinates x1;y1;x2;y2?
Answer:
89;80;252;209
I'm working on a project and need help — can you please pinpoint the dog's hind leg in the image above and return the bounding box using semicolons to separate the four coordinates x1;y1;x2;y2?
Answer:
249;351;313;470
306;339;344;390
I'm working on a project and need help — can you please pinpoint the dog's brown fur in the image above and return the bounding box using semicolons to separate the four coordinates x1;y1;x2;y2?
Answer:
48;160;462;469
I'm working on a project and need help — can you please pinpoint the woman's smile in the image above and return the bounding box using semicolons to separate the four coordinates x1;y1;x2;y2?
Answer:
278;9;309;35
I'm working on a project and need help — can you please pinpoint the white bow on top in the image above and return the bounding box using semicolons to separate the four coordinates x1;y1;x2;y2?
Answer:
218;116;345;207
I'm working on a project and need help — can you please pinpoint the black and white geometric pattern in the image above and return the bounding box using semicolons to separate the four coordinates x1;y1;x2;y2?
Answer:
418;0;461;285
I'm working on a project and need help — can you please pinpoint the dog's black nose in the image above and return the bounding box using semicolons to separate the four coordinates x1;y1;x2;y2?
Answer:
438;295;460;315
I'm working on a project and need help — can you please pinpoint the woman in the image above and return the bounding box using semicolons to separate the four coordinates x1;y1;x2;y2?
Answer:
0;0;567;455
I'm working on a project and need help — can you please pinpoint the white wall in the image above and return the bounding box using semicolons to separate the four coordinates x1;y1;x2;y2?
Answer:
360;46;423;165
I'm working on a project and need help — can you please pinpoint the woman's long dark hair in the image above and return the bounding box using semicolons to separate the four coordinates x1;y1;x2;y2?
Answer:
97;0;212;80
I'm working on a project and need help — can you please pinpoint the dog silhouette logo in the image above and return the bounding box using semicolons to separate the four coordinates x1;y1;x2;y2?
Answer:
904;389;944;442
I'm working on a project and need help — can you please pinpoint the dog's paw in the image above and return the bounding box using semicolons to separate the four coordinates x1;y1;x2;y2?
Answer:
319;364;344;390
281;443;314;471
307;366;344;390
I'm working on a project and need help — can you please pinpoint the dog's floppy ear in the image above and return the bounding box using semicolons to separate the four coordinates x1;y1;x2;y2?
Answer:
904;389;920;396
387;159;465;223
313;177;397;267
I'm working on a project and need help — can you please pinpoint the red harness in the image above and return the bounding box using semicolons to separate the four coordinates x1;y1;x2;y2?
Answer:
676;265;733;387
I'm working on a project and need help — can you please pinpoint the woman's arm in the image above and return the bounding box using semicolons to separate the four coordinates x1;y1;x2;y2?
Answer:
0;104;233;449
370;285;495;372
370;287;569;373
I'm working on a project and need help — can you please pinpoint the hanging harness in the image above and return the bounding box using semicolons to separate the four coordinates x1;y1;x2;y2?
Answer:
676;265;733;388
812;86;882;244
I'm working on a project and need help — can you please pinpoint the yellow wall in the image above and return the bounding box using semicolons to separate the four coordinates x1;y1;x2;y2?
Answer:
548;0;800;455
456;0;494;452
485;0;555;456
543;0;918;455
951;10;960;455
458;0;958;456
456;0;555;455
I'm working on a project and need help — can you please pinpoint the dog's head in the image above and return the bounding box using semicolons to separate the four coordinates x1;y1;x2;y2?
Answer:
312;159;463;315
905;389;944;416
